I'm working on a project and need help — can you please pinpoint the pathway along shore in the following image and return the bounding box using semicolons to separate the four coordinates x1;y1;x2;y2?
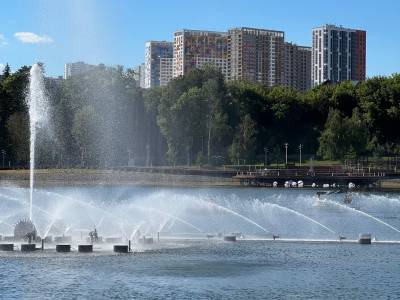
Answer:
0;168;399;190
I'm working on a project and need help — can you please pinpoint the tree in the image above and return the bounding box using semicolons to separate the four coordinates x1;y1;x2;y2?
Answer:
6;112;29;165
2;63;11;78
318;108;369;160
229;114;257;164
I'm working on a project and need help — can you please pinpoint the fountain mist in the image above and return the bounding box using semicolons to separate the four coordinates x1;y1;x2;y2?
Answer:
27;63;49;221
323;198;400;235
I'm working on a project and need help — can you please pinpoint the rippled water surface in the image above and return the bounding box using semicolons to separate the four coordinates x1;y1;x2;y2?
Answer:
1;240;400;299
1;186;400;299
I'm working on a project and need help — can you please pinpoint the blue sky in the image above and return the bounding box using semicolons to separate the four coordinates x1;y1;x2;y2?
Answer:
0;0;399;77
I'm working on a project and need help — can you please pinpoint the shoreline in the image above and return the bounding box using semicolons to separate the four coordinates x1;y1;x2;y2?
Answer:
1;168;400;191
0;169;239;188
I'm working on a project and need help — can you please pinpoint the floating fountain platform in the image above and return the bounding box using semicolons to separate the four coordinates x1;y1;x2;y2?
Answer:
56;245;71;252
21;244;36;252
223;235;237;242
113;245;129;253
358;233;372;244
78;245;93;252
0;244;14;251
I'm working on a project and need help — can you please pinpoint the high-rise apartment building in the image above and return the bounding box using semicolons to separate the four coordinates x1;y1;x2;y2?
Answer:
173;29;228;78
145;41;173;88
133;63;146;88
312;24;366;87
283;43;311;91
227;27;285;86
64;62;98;79
159;57;174;86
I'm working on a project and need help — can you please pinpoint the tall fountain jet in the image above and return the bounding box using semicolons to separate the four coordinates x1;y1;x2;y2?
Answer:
27;63;49;221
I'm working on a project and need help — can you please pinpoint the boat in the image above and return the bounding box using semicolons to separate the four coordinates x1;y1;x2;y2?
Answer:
348;182;356;189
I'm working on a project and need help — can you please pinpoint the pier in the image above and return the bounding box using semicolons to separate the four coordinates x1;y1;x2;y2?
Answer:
233;167;395;188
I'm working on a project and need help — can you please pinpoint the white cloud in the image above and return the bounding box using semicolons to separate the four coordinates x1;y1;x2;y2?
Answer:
0;64;5;73
14;32;53;44
0;34;8;46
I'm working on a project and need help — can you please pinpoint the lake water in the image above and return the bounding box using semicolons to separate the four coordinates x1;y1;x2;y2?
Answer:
1;186;400;299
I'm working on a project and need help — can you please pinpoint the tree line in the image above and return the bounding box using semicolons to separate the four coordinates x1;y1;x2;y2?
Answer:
0;63;399;168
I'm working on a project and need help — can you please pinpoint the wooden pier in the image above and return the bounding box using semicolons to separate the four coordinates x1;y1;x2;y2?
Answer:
233;168;393;188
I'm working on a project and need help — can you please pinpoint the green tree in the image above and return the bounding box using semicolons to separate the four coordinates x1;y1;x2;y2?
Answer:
229;114;257;164
318;108;368;160
6;112;29;164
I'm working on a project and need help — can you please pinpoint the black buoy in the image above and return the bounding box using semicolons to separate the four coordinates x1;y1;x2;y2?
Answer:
41;239;44;251
78;244;93;252
358;233;372;244
0;244;14;251
113;245;129;253
21;244;36;252
56;244;71;252
128;240;131;252
223;235;236;242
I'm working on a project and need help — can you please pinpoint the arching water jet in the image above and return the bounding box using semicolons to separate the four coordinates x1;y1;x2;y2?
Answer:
323;198;400;235
197;199;269;234
261;201;336;235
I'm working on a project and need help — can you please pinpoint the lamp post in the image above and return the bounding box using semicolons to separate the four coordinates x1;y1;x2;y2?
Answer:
298;144;303;166
80;147;86;168
127;149;132;166
0;150;5;168
284;143;289;165
263;147;269;167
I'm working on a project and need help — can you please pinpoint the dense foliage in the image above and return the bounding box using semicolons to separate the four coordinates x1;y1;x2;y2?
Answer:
0;63;399;168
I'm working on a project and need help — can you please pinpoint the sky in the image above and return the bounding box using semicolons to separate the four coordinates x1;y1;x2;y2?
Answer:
0;0;399;77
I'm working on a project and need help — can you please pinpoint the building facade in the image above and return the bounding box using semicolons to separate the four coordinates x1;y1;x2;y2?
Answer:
312;24;366;87
227;27;285;86
173;29;228;78
159;57;174;86
144;41;173;88
64;62;98;79
133;63;146;88
283;43;311;91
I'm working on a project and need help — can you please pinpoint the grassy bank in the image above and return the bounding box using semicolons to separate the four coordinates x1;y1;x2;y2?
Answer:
0;168;238;188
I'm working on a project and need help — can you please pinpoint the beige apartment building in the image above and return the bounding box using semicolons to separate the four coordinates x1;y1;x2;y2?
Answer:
227;27;285;86
283;42;311;91
173;29;228;78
